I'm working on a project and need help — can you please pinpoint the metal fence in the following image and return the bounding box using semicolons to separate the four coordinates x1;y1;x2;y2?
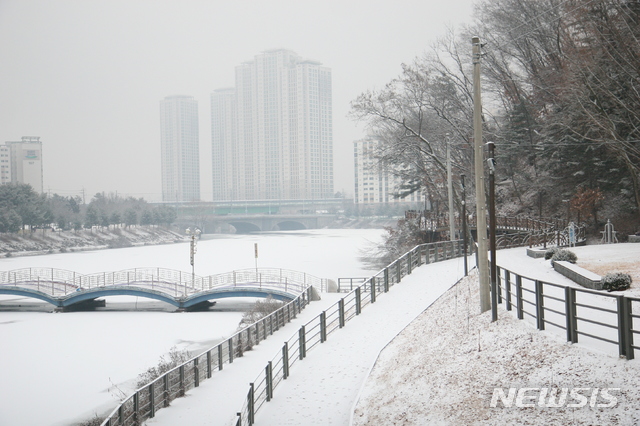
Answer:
496;265;639;360
99;286;314;426
235;240;466;425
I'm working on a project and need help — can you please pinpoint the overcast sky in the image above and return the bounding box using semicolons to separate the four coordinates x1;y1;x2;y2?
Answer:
0;0;475;202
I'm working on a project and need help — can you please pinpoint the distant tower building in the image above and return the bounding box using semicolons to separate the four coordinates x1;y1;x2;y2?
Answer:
0;145;11;185
5;136;43;193
211;49;333;201
353;138;420;205
160;95;200;202
210;88;237;201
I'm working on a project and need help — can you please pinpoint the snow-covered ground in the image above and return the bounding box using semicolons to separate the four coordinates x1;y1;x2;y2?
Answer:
2;235;638;425
0;229;384;426
354;243;640;425
145;243;639;425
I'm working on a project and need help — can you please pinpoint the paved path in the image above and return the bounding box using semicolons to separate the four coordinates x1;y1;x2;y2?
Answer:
145;255;467;426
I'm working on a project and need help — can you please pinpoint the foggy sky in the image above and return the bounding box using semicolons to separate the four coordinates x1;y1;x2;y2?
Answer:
0;0;474;202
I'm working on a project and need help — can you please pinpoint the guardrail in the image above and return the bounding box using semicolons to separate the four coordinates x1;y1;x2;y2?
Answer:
496;265;639;360
235;239;466;425
99;286;315;426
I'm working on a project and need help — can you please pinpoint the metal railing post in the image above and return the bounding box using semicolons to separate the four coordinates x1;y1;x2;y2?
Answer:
516;275;523;320
338;299;345;328
370;278;376;303
407;251;412;275
133;392;139;425
283;342;290;379
384;268;389;292
505;270;511;311
218;344;224;371
229;338;234;364
320;311;327;343
163;374;170;407
624;298;634;360
194;358;199;387
149;383;155;418
355;287;361;315
266;361;273;402
248;383;255;425
179;365;185;396
535;280;545;330
299;325;306;359
496;266;502;303
617;296;627;358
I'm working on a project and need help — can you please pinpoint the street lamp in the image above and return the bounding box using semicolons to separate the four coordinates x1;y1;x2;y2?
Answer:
186;227;201;288
487;142;497;322
461;174;468;276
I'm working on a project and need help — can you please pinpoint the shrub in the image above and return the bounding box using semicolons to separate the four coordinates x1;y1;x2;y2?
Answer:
550;249;577;265
544;247;559;260
79;414;104;426
601;272;632;292
136;346;191;388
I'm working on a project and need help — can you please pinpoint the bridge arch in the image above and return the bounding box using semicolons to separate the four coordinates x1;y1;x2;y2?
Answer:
61;287;180;308
228;221;262;234
0;288;59;306
184;288;294;308
274;221;306;231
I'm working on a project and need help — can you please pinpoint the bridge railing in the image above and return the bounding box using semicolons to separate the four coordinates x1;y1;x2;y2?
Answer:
100;286;315;426
0;267;326;300
236;239;466;425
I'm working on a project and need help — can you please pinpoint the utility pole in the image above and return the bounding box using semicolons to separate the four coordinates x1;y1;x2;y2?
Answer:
488;142;498;321
473;36;491;313
447;135;455;241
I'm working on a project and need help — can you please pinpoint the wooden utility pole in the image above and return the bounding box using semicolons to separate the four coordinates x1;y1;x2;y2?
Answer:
473;36;491;313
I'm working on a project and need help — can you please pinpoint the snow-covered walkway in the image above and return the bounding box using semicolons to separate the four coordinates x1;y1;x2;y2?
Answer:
145;255;468;426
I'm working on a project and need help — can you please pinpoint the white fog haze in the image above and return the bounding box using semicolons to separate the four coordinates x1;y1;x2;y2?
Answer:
0;0;474;200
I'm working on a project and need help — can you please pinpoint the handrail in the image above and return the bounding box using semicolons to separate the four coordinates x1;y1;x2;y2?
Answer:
235;240;466;425
495;264;639;361
99;284;316;426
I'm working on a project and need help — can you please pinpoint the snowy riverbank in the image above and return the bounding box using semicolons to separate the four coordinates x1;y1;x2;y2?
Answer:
0;227;184;257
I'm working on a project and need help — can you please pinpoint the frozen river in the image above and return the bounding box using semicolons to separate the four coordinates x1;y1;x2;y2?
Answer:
0;229;384;426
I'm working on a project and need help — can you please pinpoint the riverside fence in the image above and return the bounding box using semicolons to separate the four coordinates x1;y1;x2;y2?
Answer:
495;264;639;360
235;239;466;425
99;285;316;426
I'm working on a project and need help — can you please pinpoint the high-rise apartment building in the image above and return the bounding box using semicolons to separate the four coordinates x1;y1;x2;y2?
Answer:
5;136;43;193
160;95;200;202
354;138;420;205
0;145;11;186
211;49;333;201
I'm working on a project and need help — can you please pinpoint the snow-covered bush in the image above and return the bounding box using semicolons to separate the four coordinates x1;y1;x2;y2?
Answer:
236;296;283;356
544;247;559;260
601;272;632;292
550;249;577;264
136;346;191;388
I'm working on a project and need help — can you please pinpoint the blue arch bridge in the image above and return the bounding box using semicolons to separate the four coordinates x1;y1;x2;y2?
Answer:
0;267;326;311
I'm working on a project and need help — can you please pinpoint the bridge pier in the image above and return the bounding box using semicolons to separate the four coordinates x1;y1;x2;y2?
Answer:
184;301;217;312
57;298;106;312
